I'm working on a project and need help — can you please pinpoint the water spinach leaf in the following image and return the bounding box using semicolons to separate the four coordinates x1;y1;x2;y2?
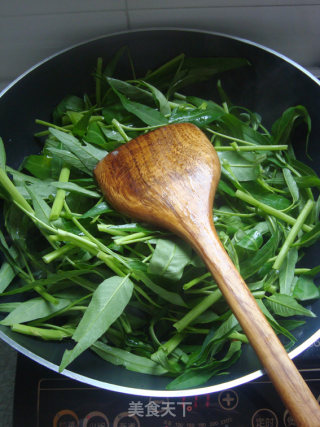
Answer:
293;276;320;301
166;340;242;390
148;238;192;281
92;341;168;375
218;151;260;182
279;248;298;296
52;95;85;124
0;298;70;326
107;78;168;126
265;294;316;318
59;275;133;371
134;270;187;307
271;105;311;146
0;260;16;293
49;128;107;174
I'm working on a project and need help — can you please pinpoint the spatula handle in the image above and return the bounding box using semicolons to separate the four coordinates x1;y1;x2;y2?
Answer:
189;221;320;427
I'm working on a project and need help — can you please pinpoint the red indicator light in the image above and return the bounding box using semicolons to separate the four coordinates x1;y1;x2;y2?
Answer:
206;394;210;407
194;395;198;408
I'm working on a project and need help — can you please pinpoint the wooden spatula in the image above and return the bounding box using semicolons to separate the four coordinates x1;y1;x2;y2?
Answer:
94;122;320;426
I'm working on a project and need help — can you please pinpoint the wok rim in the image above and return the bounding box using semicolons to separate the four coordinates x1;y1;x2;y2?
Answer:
1;27;319;98
1;328;320;397
1;27;319;397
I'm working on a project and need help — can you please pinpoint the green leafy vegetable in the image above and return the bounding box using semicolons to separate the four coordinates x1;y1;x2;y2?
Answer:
148;238;192;281
265;294;316;318
0;52;319;390
60;275;133;371
0;297;70;326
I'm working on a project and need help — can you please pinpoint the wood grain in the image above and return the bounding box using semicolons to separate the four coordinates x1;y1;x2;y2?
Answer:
95;122;320;426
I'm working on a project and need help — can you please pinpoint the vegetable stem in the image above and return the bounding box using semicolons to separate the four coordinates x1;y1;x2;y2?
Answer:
174;290;222;333
294;268;311;275
114;232;155;245
112;119;130;142
49;165;71;221
64;202;130;268
206;129;255;146
235;190;312;232
55;229;98;252
97;224;127;236
96;251;127;276
96;57;103;107
160;333;185;354
35;119;70;134
42;244;74;264
273;199;314;270
215;145;288;152
0;168;33;213
229;331;249;343
183;272;211;290
11;324;71;340
33;286;58;304
34;124;73;137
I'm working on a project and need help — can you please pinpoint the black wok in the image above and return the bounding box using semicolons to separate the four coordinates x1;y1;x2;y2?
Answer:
0;29;319;397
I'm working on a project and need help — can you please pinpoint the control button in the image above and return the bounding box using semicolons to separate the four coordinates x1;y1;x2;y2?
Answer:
83;411;109;427
113;411;141;427
218;389;239;410
251;408;278;427
53;409;79;427
283;409;296;427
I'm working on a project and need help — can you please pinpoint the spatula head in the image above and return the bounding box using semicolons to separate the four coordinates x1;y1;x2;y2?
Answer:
94;123;220;239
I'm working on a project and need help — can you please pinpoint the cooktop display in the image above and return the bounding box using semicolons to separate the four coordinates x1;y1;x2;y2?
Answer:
13;340;320;427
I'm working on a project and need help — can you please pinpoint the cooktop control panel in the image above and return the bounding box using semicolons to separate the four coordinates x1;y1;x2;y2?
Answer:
13;339;320;427
36;373;320;427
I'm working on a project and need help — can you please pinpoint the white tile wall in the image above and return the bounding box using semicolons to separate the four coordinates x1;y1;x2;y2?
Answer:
1;0;126;15
129;5;320;68
0;1;319;84
128;0;320;8
0;11;128;81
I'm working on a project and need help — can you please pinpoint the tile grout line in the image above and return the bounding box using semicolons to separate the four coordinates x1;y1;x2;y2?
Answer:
124;0;132;30
125;2;320;11
0;8;127;19
1;3;320;18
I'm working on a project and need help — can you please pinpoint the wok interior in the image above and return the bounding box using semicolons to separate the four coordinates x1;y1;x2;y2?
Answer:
0;29;319;394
